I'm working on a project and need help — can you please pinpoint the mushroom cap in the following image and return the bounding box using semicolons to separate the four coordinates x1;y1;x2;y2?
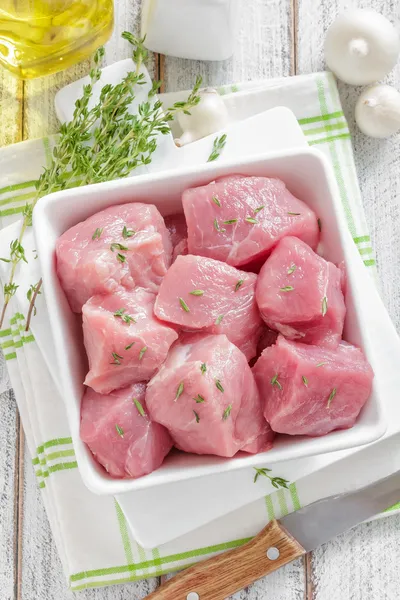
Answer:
324;9;400;85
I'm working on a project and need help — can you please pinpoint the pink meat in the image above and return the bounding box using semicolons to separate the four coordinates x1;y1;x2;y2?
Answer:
83;288;178;394
253;335;374;436
256;237;346;348
56;203;172;312
154;255;263;360
164;213;188;248
80;383;173;478
183;175;319;269
164;213;189;263
146;333;274;457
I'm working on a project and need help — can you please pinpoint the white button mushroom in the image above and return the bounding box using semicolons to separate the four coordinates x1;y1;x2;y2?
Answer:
324;9;400;85
175;87;230;146
355;84;400;138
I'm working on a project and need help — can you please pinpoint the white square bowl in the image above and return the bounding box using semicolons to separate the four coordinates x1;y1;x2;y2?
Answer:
33;148;387;495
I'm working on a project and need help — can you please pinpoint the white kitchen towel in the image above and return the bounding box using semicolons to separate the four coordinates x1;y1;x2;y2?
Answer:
1;71;399;591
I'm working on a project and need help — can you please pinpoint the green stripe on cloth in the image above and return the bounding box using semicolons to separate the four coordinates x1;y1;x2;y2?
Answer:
308;132;351;146
298;110;344;125
385;501;400;512
0;339;14;349
276;489;289;517
0;328;11;337
70;565;199;591
364;259;376;267
10;312;24;324
39;461;78;478
0;205;25;218
289;483;301;511
264;494;275;521
315;76;356;237
43;136;52;166
0;180;36;196
354;235;370;244
358;247;374;256
5;352;16;361
36;437;73;454
303;121;348;137
46;449;75;461
115;500;134;565
0;190;36;208
69;537;251;582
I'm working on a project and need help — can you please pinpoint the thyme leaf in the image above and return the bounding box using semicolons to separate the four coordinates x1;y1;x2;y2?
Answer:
176;381;184;400
133;398;146;417
222;404;232;420
92;228;103;240
179;297;190;312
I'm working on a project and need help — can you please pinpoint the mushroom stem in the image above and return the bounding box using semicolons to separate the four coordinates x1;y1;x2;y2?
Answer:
349;38;370;57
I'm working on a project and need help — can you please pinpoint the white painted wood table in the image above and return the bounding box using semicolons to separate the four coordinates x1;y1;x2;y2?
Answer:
1;1;400;598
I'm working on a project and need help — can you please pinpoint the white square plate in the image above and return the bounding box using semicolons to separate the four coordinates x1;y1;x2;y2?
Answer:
33;148;387;496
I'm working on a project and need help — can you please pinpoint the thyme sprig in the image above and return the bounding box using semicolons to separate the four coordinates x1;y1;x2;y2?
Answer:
207;133;227;162
253;468;289;489
0;33;202;328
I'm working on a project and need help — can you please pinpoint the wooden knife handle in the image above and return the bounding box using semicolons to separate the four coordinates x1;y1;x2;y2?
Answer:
146;520;306;600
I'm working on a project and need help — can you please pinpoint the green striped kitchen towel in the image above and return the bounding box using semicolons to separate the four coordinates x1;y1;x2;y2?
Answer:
0;71;397;591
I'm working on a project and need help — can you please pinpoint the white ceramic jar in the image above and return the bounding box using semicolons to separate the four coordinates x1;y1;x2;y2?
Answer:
141;0;238;61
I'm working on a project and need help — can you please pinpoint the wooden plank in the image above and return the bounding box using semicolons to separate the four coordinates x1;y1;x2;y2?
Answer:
310;516;400;600
296;0;400;596
0;391;19;600
161;0;293;91
0;70;23;146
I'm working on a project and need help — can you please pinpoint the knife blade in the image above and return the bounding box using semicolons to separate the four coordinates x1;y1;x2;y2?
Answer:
146;471;400;600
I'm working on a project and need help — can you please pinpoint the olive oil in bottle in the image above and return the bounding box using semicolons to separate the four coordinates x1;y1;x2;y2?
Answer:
0;1;114;79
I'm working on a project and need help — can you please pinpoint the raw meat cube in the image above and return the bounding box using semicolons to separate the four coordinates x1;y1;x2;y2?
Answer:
183;175;319;269
256;236;346;348
83;288;178;394
154;255;263;360
146;333;274;457
80;383;173;478
253;335;374;436
56;203;172;312
164;213;189;263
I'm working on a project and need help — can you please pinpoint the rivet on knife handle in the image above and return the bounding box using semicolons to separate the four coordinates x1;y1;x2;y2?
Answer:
146;520;306;600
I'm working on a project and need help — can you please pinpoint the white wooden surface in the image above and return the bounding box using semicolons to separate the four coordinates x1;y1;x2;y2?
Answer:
0;0;400;598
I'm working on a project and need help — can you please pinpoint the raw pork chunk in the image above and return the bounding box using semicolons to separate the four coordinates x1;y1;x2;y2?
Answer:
80;383;173;478
256;236;346;348
83;288;178;394
56;203;172;312
164;213;189;263
154;255;263;360
146;333;274;457
253;335;374;436
183;175;319;269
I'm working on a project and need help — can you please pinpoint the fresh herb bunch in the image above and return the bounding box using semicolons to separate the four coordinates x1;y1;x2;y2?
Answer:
253;467;289;489
0;32;202;329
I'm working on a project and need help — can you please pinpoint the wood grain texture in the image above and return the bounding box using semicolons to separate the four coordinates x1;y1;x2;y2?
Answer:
148;521;305;600
162;0;293;92
0;391;18;600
